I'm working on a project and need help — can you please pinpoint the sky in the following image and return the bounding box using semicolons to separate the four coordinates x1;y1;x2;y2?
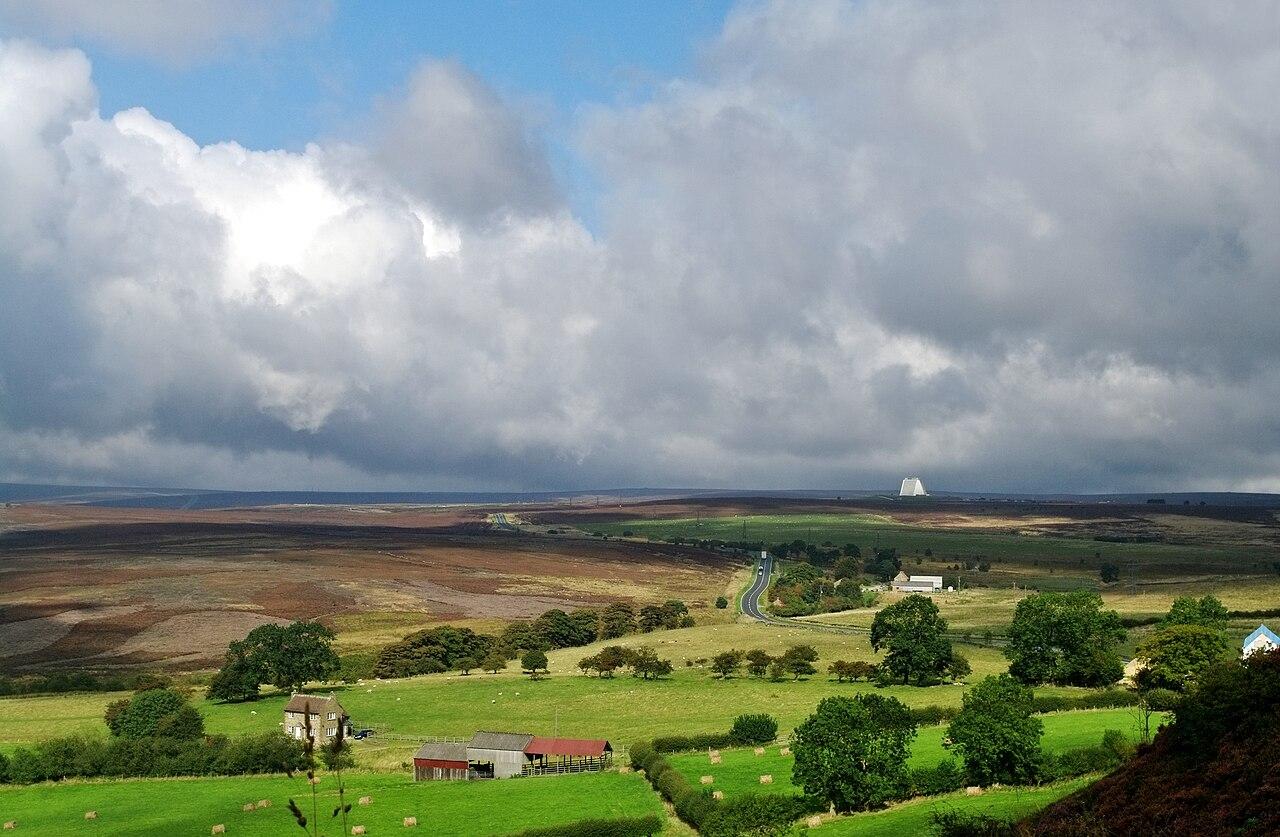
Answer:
0;1;1278;493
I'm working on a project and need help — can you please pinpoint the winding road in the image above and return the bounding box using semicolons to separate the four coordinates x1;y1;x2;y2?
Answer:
740;551;775;620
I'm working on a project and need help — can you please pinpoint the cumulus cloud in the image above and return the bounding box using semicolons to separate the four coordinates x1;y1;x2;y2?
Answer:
1;1;1279;493
0;0;328;64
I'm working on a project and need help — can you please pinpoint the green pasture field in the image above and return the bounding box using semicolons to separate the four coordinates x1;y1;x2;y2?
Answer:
817;776;1094;836
0;770;663;837
592;513;1265;581
667;708;1156;798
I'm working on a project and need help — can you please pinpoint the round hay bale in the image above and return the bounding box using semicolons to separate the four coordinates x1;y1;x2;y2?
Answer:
759;774;774;784
700;775;714;785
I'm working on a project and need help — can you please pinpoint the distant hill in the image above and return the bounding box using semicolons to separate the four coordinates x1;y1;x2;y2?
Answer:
1024;648;1280;836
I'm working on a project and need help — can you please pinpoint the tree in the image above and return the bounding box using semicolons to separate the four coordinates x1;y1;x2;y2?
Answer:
711;649;745;679
638;605;667;632
1162;595;1229;630
832;556;861;581
870;595;953;684
242;621;339;693
534;609;590;649
521;649;549;680
481;650;508;674
781;645;819;680
868;547;901;581
599;603;637;639
629;646;673;679
745;649;773;678
578;655;598;676
944;650;972;682
730;713;779;744
457;656;478;675
154;704;206;739
715;595;729;609
208;640;262;702
830;660;855;682
1099;562;1121;584
1137;624;1233;692
596;645;629;678
791;694;917;812
1005;591;1125;687
106;688;195;739
946;675;1043;786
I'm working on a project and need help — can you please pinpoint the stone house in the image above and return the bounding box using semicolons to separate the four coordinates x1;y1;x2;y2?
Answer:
283;693;352;744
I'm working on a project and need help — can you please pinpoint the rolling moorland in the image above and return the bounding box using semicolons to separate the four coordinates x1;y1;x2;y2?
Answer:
1;494;1277;834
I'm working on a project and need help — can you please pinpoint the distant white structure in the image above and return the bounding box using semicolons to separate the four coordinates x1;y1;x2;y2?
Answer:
899;476;928;497
891;572;944;593
1243;624;1280;657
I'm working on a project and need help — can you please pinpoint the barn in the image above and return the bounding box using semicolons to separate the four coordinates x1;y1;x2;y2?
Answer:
465;731;535;779
523;737;613;775
413;741;469;781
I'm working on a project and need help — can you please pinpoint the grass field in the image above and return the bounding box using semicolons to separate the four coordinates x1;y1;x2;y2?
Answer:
667;708;1155;798
0;770;664;836
817;776;1094;836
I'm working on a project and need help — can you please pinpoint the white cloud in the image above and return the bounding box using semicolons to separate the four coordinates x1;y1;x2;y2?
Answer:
2;1;1279;493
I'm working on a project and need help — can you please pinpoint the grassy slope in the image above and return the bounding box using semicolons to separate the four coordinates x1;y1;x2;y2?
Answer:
667;708;1155;798
0;771;663;837
818;777;1094;836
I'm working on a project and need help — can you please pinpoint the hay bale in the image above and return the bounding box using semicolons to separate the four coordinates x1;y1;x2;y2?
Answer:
780;746;791;756
753;747;765;756
965;786;983;796
3;822;14;831
807;815;823;828
352;827;366;836
211;826;226;835
710;755;722;764
700;775;714;785
242;804;255;812
618;765;631;773
712;790;724;800
358;796;372;806
708;749;720;759
256;800;271;809
403;817;418;827
759;774;773;784
84;811;98;820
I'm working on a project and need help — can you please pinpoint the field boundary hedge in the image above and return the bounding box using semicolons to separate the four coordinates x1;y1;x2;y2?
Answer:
503;814;663;836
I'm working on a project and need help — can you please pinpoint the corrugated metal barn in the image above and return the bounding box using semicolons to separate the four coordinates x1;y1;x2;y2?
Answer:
411;731;615;781
466;731;534;779
412;741;469;781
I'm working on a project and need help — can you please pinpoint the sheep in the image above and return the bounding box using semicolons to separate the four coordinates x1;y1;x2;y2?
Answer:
712;791;724;800
759;774;774;784
352;827;366;836
700;775;714;785
211;826;226;835
84;811;98;820
358;796;372;806
403;817;419;827
255;800;271;809
242;804;255;812
3;822;14;830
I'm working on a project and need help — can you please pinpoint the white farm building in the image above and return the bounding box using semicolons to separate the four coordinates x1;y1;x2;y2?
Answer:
1243;624;1279;657
899;476;928;497
891;572;944;593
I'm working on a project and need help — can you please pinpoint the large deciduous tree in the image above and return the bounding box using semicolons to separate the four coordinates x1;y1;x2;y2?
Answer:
1137;624;1233;692
947;675;1043;786
1161;595;1229;630
1005;591;1125;687
870;594;953;684
791;694;916;812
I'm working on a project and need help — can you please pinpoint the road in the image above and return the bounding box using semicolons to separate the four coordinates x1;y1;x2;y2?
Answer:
740;551;775;619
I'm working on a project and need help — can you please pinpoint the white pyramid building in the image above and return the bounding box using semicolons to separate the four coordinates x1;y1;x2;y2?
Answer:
899;476;928;497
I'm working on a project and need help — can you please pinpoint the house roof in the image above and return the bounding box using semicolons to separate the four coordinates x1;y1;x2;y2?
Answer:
892;571;910;583
1243;624;1280;650
284;693;346;715
524;737;612;757
468;731;534;751
911;575;944;584
414;741;468;762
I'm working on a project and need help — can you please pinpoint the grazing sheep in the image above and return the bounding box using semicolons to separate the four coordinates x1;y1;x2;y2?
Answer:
712;791;724;800
759;774;773;784
242;804;255;812
256;800;271;809
211;826;225;835
700;775;714;785
84;811;98;820
753;747;765;756
403;817;418;827
965;786;983;796
352;827;366;836
358;796;372;806
807;815;822;828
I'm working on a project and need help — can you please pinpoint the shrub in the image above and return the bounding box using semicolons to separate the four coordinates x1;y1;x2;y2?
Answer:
930;809;1020;836
1141;687;1182;711
628;740;654;770
715;596;729;609
1101;728;1135;762
651;733;734;753
700;794;804;837
506;814;663;836
909;705;956;726
729;713;778;745
910;759;965;796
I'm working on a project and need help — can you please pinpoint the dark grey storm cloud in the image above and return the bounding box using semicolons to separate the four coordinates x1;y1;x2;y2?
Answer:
1;1;1279;492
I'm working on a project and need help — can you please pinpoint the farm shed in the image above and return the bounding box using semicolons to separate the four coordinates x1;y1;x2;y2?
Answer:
413;741;469;781
467;731;534;779
523;737;613;776
1243;624;1280;657
891;573;944;593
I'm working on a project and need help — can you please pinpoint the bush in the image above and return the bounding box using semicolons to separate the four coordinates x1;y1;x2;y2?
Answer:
715;596;729;609
650;733;734;753
931;809;1020;836
1142;687;1182;711
729;713;778;745
1101;728;1135;762
910;758;965;796
628;740;654;770
909;705;956;726
700;794;805;837
506;814;663;836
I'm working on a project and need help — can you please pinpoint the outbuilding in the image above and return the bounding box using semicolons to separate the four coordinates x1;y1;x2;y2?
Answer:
466;731;534;779
891;573;944;593
1243;624;1280;657
413;741;469;781
523;737;613;775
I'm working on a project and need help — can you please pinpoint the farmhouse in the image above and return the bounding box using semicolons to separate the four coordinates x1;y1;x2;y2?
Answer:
282;693;352;744
891;572;944;593
1242;624;1279;657
413;731;613;781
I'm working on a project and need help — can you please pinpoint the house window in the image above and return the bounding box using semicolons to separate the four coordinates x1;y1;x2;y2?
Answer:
326;727;337;737
327;712;336;721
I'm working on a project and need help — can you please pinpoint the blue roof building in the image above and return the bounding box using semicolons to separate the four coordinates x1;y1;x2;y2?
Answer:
1242;624;1280;657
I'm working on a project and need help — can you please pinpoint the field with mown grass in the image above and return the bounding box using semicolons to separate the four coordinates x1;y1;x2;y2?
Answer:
0;770;664;836
816;776;1095;836
666;708;1158;798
